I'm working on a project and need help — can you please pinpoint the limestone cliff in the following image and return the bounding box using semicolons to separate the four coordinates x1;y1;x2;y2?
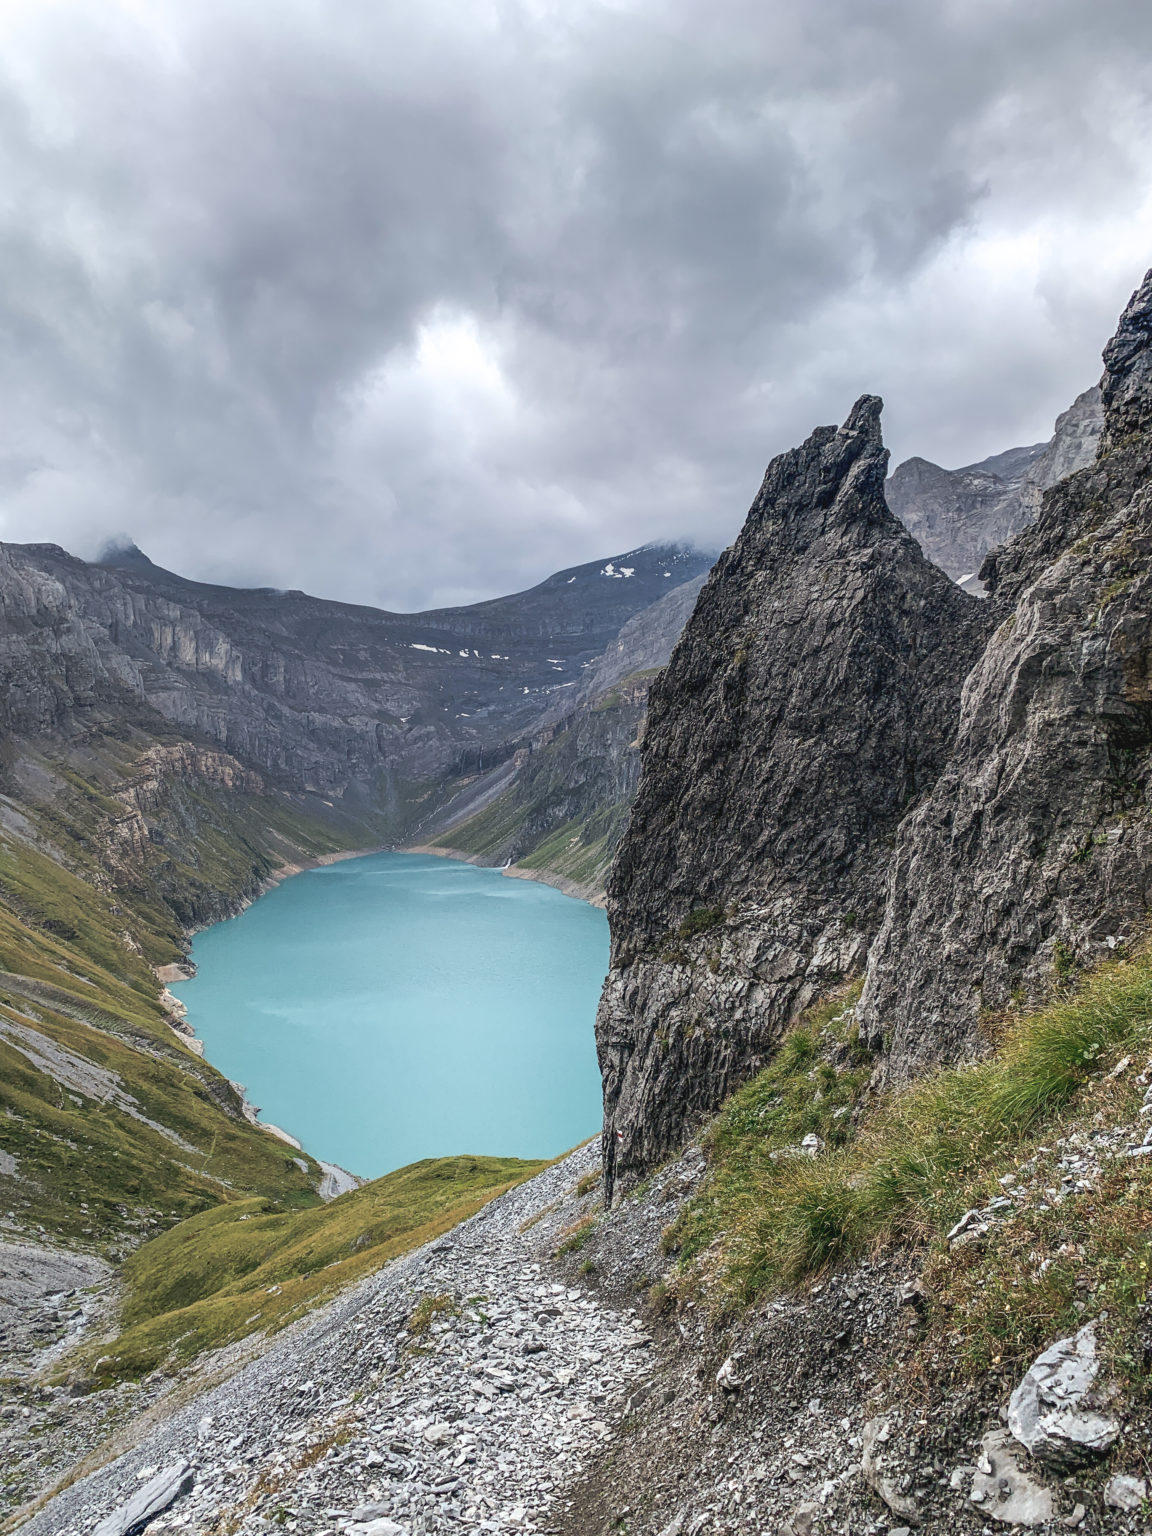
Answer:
0;540;712;832
596;396;989;1199
860;270;1152;1076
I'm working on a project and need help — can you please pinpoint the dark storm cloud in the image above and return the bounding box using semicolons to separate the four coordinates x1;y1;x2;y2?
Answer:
0;0;1150;607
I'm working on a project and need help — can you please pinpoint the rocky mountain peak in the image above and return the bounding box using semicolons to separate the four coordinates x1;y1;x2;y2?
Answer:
1099;266;1152;455
596;397;989;1199
751;393;887;536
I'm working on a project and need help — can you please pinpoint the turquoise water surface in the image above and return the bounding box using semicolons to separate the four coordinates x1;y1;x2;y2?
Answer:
170;853;608;1178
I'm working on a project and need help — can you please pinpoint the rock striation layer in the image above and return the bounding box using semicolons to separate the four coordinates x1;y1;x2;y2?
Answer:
861;269;1152;1076
596;396;989;1199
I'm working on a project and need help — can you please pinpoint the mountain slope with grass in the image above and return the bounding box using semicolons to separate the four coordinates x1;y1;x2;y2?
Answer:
0;723;357;1260
409;574;709;899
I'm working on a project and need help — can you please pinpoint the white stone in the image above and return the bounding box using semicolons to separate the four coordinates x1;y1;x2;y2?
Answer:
1007;1322;1120;1466
1103;1473;1148;1511
715;1356;743;1392
968;1430;1056;1526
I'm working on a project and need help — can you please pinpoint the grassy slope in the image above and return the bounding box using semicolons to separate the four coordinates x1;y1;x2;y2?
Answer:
665;949;1152;1384
0;729;370;1251
75;1154;548;1384
429;674;653;894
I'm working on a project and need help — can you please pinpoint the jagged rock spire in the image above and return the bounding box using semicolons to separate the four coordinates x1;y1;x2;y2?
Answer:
596;398;989;1200
1100;267;1152;456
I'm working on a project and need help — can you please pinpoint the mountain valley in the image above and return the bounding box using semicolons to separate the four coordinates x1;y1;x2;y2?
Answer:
2;270;1151;1536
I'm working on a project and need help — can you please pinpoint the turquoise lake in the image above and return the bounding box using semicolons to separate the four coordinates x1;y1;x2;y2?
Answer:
170;852;609;1179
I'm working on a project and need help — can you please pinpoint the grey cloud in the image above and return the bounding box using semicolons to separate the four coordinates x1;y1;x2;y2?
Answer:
0;0;1150;607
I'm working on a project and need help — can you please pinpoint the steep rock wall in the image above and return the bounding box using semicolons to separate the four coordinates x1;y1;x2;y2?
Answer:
860;270;1152;1076
0;541;713;828
596;397;989;1198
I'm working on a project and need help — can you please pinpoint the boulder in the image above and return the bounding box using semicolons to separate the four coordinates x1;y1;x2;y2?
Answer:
91;1461;195;1536
1007;1322;1120;1467
968;1430;1055;1526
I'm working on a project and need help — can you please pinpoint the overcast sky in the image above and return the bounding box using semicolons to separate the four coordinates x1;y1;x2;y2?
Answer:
0;0;1150;609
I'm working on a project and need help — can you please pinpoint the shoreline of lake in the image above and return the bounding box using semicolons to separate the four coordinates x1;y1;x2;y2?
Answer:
403;842;605;906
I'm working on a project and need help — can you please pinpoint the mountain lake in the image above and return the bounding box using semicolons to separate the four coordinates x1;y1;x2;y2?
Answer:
170;852;609;1179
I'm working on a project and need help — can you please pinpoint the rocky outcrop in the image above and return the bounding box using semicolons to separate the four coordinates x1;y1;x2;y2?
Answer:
1015;387;1106;524
597;396;989;1198
1006;1322;1120;1468
885;387;1102;579
861;271;1152;1075
101;745;266;879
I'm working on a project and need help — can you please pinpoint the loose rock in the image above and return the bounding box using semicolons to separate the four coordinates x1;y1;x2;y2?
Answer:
1103;1472;1148;1512
967;1430;1055;1527
1006;1322;1120;1467
91;1460;194;1536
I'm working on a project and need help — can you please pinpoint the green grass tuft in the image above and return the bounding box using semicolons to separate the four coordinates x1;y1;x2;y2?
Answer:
668;946;1152;1381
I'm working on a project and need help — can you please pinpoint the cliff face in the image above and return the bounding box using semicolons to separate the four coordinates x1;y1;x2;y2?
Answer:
568;575;708;706
596;396;990;1199
885;387;1103;579
0;540;712;830
416;574;711;896
860;272;1152;1075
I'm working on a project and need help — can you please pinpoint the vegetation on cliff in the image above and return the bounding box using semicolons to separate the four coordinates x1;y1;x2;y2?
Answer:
0;732;362;1254
666;942;1152;1384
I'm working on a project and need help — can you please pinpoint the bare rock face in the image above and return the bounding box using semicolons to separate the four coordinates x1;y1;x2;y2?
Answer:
1015;387;1105;525
596;397;988;1198
885;451;1044;580
861;270;1152;1075
884;387;1102;580
0;539;712;824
